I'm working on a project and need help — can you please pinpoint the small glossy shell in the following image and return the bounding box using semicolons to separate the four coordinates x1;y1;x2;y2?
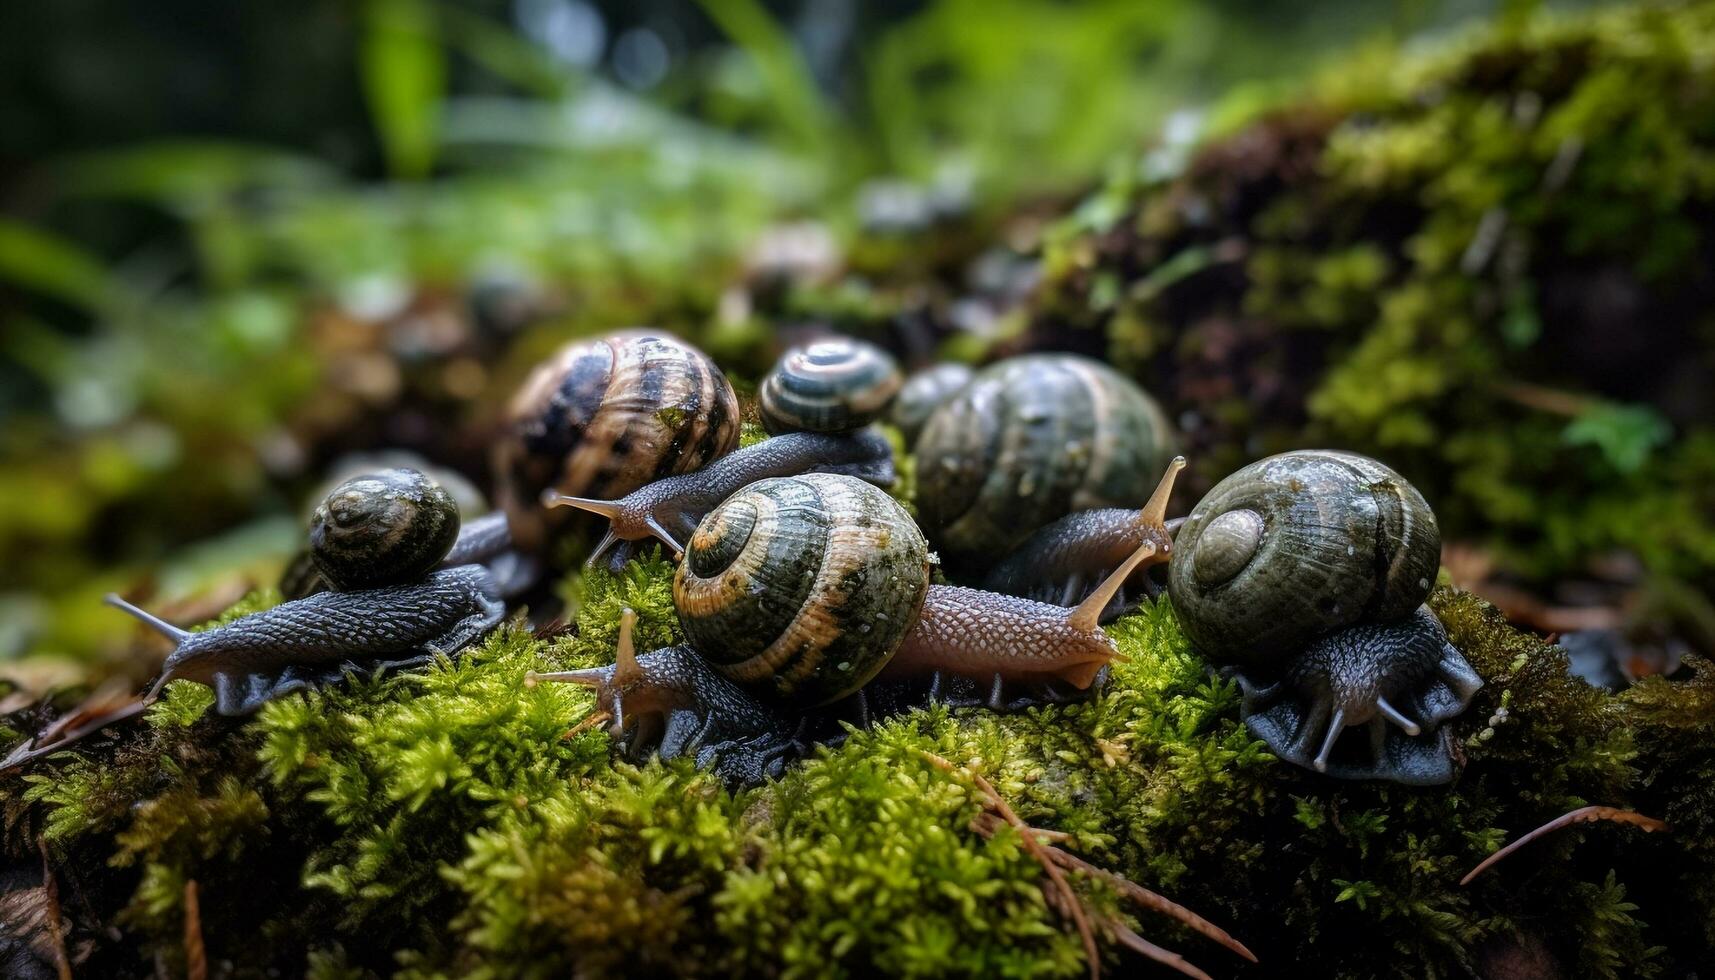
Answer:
1167;450;1441;669
674;473;930;707
494;331;739;548
759;338;902;435
309;468;460;590
914;353;1176;568
890;363;973;444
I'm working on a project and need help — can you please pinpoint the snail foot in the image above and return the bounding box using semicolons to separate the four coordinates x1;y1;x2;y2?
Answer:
1232;606;1482;785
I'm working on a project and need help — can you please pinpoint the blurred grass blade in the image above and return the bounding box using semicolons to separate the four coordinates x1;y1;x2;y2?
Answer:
56;141;339;205
439;5;580;101
696;0;837;155
362;0;446;180
0;218;123;313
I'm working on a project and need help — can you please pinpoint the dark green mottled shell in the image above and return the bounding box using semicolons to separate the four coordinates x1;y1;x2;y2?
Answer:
309;468;460;590
913;353;1176;568
674;473;930;707
890;363;973;444
1167;450;1441;669
759;338;903;435
493;330;739;549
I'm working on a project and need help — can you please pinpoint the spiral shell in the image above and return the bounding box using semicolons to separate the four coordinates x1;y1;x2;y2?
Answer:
890;363;973;445
759;338;902;435
494;331;739;548
914;353;1176;568
1167;450;1441;669
309;468;460;590
673;474;930;706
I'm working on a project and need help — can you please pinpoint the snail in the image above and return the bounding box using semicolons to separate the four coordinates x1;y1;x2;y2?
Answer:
758;337;902;434
529;463;1180;783
1166;450;1483;785
542;335;901;569
983;456;1186;610
492;330;741;553
107;468;505;715
889;363;973;445
914;353;1177;571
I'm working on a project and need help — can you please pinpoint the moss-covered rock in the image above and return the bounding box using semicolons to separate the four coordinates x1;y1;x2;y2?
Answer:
3;558;1708;977
1028;2;1715;598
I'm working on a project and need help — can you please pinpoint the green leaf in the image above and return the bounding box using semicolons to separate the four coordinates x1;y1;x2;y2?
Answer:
0;218;121;312
1563;402;1673;474
361;0;446;180
696;0;838;156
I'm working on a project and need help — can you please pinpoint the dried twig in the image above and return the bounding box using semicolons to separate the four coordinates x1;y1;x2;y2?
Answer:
1461;806;1669;886
183;880;207;980
38;837;72;980
924;752;1254;980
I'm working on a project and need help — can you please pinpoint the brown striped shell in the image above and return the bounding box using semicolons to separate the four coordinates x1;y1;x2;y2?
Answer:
1167;450;1441;670
914;353;1177;570
494;331;740;549
673;473;931;707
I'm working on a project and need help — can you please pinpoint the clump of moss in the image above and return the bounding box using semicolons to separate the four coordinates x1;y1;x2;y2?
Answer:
1031;3;1715;595
5;557;1708;977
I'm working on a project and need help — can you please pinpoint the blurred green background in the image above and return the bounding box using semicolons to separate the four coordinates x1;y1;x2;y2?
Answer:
0;0;1629;685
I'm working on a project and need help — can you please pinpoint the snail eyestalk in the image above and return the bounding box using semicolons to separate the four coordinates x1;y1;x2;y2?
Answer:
1068;540;1158;633
1135;455;1187;533
540;491;619;518
525;608;641;734
105;594;189;702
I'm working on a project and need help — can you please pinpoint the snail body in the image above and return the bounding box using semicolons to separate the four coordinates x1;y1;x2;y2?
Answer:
543;428;896;569
533;464;1180;783
1167;450;1481;784
494;330;740;551
983;457;1186;610
109;468;507;715
545;335;901;570
915;353;1176;570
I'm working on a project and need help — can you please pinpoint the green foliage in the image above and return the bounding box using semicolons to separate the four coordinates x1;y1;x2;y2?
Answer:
1042;1;1715;589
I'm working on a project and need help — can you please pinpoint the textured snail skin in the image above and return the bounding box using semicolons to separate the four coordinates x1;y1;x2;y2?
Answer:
547;428;897;571
915;353;1177;570
1232;606;1483;785
882;586;1120;694
494;331;740;551
112;565;504;716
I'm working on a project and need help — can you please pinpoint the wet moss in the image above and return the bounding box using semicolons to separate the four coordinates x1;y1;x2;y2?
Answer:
4;567;1708;977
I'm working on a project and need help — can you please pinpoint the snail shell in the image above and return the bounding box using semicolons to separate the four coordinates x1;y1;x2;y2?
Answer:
673;473;930;707
1167;450;1440;669
914;353;1176;568
890;363;973;445
494;331;739;549
309;468;460;591
759;337;903;435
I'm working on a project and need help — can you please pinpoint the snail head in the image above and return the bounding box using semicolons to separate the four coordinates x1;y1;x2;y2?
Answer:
540;490;686;566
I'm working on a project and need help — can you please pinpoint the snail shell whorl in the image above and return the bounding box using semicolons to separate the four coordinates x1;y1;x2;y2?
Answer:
495;331;739;548
914;353;1176;568
890;363;974;444
1167;450;1441;670
309;468;460;591
759;338;903;435
674;473;930;707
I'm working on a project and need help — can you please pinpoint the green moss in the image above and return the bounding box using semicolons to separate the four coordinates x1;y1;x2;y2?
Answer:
1038;2;1715;591
7;562;1707;976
